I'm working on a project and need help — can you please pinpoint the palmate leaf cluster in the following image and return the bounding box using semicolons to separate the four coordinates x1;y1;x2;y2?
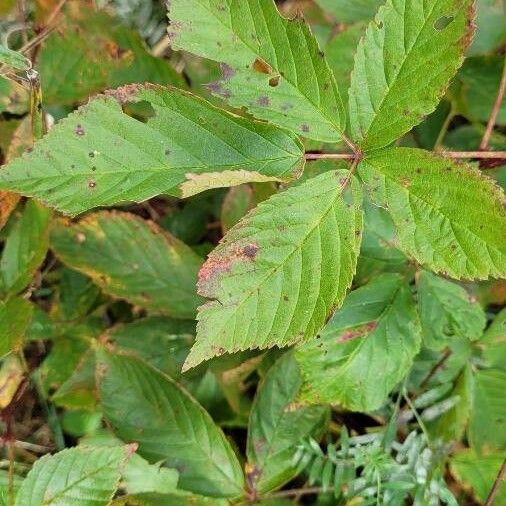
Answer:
0;0;505;505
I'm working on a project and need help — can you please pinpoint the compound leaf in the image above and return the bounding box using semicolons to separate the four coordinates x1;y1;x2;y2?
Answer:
349;0;475;150
184;170;363;370
247;352;329;494
359;148;506;279
296;273;421;411
97;348;245;498
167;0;346;142
14;445;132;506
50;211;203;319
0;85;304;215
417;270;486;350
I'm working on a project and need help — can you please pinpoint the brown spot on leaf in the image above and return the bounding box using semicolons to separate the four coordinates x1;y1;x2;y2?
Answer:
243;244;259;258
220;63;236;79
269;75;280;87
257;95;270;107
88;180;96;188
301;124;310;133
75;124;85;136
337;321;377;342
206;81;232;98
252;57;272;74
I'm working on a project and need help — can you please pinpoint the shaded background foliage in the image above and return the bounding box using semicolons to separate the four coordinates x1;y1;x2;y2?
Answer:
0;0;505;505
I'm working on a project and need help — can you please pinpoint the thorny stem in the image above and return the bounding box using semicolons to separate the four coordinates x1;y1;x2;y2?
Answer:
480;56;506;151
485;460;506;506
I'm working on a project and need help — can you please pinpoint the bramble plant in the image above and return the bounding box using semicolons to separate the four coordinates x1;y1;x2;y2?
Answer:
0;0;505;505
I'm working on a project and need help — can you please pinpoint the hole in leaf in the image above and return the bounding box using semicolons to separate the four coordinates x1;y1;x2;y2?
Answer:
434;15;454;30
121;100;156;123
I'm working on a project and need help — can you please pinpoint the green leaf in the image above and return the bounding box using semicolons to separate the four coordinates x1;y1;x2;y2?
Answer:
112;492;227;506
0;45;30;71
296;273;421;411
167;0;346;142
56;268;100;321
431;364;474;442
97;348;245;498
50;211;203;319
359;148;506;279
481;308;506;370
349;0;474;150
0;200;51;296
14;445;133;506
417;271;486;350
458;56;506;125
0;297;33;358
107;316;195;379
0;85;304;216
469;368;506;452
247;353;329;494
315;0;383;23
184;170;363;370
450;449;506;504
325;23;368;96
469;0;506;56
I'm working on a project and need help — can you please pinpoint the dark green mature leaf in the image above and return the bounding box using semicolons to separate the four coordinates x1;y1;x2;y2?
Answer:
112;492;227;506
359;148;506;279
315;0;383;23
97;348;245;498
459;56;506;125
14;445;133;506
325;23;367;97
0;200;51;297
0;297;33;358
450;450;506;504
480;309;506;370
296;273;421;411
0;85;304;215
167;0;346;143
247;353;328;494
50;211;203;318
468;369;506;452
349;0;474;150
417;271;486;350
107;317;194;379
184;170;363;370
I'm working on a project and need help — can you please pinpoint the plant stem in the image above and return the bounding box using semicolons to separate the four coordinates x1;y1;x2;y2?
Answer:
267;486;326;498
480;56;506;151
420;348;452;389
485;460;506;506
305;151;506;161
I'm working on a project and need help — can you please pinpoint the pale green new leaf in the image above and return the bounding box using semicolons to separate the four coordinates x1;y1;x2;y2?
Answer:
295;273;421;411
97;348;245;498
14;445;132;506
247;353;329;494
315;0;383;23
0;297;33;358
417;270;486;350
359;148;506;279
468;368;506;452
0;200;51;297
184;170;363;370
0;85;304;215
50;211;203;319
349;0;474;150
167;0;346;142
